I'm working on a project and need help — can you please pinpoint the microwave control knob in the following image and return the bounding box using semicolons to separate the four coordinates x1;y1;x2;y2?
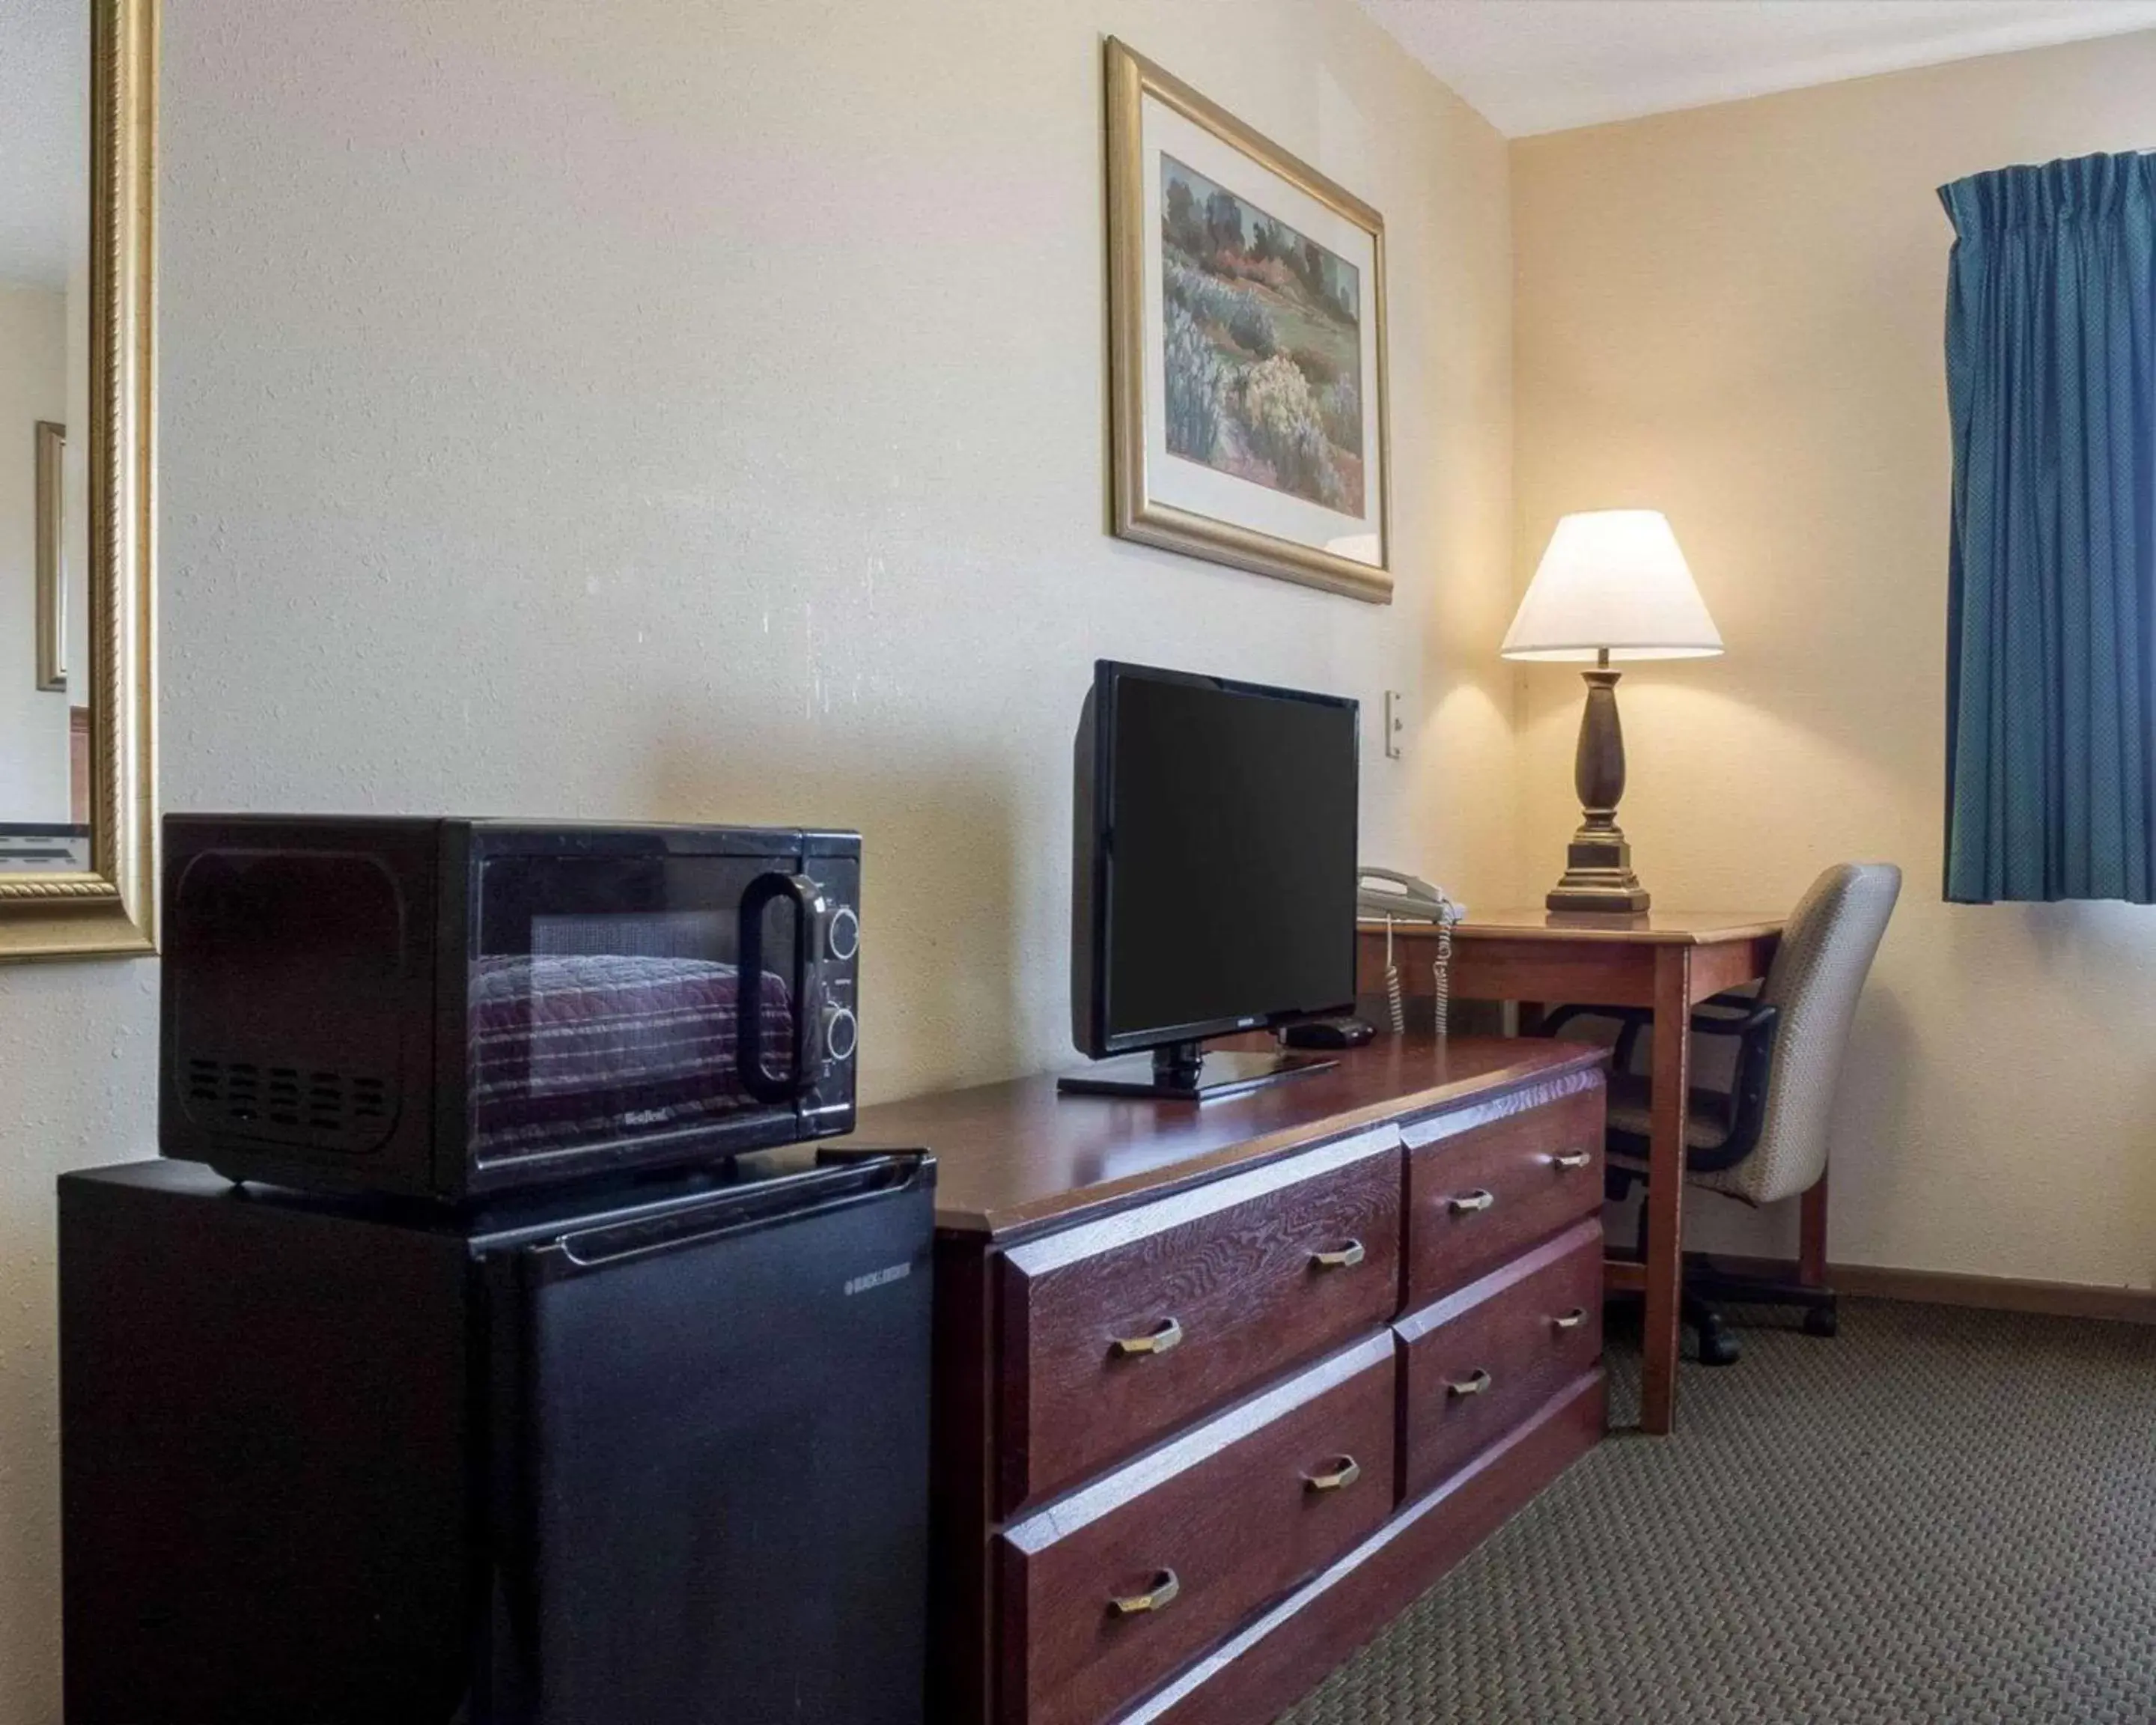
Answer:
826;906;861;961
820;1004;859;1063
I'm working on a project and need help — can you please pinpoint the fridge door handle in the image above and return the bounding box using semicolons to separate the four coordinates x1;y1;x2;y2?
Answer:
549;1156;925;1271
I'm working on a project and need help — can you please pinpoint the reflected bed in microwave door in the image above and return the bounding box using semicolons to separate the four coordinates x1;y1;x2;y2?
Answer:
469;953;794;1157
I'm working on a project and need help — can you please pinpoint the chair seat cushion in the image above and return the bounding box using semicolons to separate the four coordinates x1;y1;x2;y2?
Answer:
1605;1074;1759;1202
1604;1073;1741;1158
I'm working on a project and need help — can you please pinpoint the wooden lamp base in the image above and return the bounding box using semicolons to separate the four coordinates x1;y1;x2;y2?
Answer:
1548;664;1651;913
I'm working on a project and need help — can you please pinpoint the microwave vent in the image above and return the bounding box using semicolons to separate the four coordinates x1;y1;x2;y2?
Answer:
183;1057;393;1154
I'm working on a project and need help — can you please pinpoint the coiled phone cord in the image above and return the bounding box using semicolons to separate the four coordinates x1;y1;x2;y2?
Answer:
1383;917;1405;1035
1433;913;1455;1039
1383;908;1463;1038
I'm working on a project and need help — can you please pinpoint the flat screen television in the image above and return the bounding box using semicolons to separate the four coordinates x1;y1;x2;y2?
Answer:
1064;660;1359;1101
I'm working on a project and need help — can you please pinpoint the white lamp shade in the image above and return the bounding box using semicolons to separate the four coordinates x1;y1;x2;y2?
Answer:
1501;509;1724;663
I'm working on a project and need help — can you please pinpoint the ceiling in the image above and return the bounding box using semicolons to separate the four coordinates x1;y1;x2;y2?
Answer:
0;0;87;290
1359;0;2156;136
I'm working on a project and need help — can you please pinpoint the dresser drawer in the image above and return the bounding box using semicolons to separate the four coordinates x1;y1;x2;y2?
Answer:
1403;1080;1602;1303
1397;1219;1603;1500
996;1333;1395;1725
996;1129;1401;1512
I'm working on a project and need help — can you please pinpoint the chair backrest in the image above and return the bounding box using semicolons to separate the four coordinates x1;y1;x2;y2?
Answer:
1721;862;1901;1205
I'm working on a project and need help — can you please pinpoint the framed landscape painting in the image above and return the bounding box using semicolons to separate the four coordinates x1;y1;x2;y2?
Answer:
1104;38;1391;603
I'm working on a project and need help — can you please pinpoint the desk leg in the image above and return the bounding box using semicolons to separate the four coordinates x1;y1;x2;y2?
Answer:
1640;946;1692;1435
1799;1171;1830;1288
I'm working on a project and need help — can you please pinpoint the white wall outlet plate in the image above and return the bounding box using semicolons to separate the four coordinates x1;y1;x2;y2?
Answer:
1383;689;1406;759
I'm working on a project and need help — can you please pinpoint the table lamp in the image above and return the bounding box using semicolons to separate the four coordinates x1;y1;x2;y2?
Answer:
1501;509;1723;913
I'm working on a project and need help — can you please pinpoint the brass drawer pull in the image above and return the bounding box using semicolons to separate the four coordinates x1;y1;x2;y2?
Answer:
1311;1239;1366;1271
1304;1455;1362;1493
1446;1368;1494;1399
1550;1150;1593;1171
1109;1317;1184;1359
1448;1189;1496;1216
1109;1569;1181;1616
1553;1306;1590;1332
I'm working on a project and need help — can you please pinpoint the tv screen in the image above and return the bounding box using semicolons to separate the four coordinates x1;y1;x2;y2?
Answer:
1074;662;1359;1057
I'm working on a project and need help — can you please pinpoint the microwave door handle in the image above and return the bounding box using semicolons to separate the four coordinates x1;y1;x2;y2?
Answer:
737;870;821;1104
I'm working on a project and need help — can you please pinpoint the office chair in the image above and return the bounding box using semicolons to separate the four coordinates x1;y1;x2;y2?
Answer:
1544;862;1901;1366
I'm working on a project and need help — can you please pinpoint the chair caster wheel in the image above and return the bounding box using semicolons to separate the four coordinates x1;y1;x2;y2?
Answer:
1803;1306;1839;1339
1696;1318;1741;1367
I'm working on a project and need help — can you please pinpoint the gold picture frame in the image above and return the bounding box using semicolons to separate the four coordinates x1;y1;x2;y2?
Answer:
0;0;158;961
34;421;65;692
1104;38;1392;603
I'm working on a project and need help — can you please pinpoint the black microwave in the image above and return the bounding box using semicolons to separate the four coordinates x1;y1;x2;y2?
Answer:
160;816;862;1201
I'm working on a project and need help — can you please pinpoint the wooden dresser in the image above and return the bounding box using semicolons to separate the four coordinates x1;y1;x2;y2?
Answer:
847;1034;1610;1725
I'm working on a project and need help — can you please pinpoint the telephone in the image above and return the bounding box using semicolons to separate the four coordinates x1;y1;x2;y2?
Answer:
1357;868;1465;1037
1356;868;1462;925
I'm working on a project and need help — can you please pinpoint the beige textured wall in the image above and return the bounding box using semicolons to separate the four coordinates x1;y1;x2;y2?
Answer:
0;3;1514;1717
1514;31;2156;1283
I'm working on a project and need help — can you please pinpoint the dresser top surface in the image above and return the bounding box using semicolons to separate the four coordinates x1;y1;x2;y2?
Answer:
840;1034;1606;1244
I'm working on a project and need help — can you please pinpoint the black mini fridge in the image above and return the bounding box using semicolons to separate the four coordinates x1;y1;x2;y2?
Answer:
59;1148;933;1725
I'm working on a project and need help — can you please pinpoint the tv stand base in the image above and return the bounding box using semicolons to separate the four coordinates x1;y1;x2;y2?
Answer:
1056;1039;1335;1102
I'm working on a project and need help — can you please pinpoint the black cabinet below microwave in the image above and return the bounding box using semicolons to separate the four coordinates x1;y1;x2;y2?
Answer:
60;1149;933;1725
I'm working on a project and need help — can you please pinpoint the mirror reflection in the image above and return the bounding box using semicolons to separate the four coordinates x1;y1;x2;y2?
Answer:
0;0;91;873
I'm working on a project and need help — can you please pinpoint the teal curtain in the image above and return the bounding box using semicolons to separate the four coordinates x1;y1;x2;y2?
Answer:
1940;152;2156;904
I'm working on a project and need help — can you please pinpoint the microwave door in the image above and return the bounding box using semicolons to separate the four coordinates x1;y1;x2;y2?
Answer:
479;1160;933;1725
464;849;818;1178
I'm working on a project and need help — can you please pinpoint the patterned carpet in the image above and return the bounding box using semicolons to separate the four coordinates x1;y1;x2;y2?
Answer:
1278;1300;2156;1724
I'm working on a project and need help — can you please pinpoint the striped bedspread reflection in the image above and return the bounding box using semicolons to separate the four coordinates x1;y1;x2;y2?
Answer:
469;953;794;1158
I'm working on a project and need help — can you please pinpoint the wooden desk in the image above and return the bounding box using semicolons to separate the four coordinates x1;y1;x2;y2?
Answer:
1356;910;1784;1437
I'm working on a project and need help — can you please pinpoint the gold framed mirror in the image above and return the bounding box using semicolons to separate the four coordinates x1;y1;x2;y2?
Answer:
0;0;156;960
